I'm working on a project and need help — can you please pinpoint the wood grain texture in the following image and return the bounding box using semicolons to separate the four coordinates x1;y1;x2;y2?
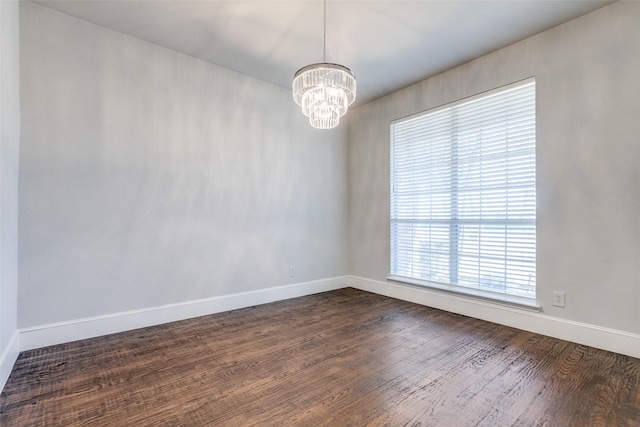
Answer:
1;288;639;426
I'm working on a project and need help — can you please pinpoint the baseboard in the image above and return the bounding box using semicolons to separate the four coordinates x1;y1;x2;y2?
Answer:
349;276;640;359
0;331;20;392
16;275;640;361
19;276;349;351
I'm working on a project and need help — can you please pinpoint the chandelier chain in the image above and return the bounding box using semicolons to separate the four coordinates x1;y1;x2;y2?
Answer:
323;0;326;63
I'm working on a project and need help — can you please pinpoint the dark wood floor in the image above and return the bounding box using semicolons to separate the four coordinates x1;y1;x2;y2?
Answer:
1;288;639;426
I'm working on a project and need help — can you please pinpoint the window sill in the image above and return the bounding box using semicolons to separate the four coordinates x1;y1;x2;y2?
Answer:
386;275;541;312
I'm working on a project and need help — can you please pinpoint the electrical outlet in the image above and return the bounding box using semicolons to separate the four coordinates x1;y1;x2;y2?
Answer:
289;266;295;277
553;291;565;307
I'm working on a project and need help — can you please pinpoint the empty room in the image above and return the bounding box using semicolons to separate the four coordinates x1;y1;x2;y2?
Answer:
1;0;639;425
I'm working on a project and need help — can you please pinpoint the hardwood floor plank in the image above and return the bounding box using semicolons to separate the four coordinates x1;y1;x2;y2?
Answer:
1;288;639;426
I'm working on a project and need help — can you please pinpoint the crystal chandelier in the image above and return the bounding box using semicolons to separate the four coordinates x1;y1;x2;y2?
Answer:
293;1;356;129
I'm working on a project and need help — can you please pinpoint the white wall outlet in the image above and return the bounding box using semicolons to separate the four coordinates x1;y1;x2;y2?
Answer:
289;266;295;277
553;291;565;307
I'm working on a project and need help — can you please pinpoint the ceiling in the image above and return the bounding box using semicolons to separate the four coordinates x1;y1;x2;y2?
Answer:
33;0;614;105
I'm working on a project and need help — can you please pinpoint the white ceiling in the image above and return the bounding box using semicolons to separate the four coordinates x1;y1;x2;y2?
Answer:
33;0;614;105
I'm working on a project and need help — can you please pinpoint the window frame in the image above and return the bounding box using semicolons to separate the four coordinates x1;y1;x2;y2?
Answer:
388;79;538;310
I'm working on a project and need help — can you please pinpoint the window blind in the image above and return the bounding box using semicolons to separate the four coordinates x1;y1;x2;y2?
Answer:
390;80;536;300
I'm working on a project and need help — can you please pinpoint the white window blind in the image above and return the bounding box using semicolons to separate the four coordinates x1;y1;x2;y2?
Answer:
390;80;536;300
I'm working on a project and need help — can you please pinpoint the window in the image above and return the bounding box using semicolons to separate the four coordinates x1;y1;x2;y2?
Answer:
390;80;536;303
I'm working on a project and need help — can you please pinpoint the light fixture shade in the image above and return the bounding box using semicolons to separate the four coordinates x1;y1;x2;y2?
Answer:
293;63;356;129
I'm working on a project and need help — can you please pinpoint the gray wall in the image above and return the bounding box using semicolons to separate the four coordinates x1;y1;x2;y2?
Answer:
19;2;348;328
0;0;20;364
15;1;640;340
349;1;640;334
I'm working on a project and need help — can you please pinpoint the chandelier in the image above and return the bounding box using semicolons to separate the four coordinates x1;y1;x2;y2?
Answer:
293;1;356;129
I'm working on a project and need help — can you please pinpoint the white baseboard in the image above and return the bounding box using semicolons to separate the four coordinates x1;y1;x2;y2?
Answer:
14;274;640;365
19;276;349;351
349;276;640;359
0;331;20;392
